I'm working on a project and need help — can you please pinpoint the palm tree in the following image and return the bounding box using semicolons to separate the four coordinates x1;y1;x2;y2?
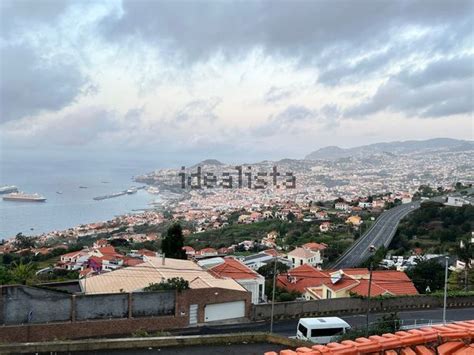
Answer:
10;261;37;285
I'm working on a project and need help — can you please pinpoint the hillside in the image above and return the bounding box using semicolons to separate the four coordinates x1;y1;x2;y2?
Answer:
305;138;473;161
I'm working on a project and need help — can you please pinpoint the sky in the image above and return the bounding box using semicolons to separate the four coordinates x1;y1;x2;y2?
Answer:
0;0;473;164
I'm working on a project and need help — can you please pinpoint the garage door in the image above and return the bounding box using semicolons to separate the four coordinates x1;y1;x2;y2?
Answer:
204;301;245;322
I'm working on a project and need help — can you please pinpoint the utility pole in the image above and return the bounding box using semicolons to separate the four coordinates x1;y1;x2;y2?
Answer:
270;256;277;333
443;256;449;324
365;261;373;336
366;245;376;336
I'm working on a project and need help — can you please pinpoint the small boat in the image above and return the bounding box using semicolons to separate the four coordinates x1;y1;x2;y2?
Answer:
79;186;88;189
56;191;63;194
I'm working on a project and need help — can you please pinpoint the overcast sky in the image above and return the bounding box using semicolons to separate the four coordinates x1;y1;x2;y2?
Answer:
0;0;473;163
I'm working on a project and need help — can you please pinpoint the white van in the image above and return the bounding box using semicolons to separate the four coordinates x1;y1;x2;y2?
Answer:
296;317;351;344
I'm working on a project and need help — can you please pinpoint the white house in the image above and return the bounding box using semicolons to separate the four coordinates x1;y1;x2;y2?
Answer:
287;249;319;268
446;196;471;207
242;251;292;270
335;202;350;211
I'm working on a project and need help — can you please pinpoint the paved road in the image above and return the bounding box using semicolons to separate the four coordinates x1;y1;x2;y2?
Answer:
175;307;474;338
332;202;420;269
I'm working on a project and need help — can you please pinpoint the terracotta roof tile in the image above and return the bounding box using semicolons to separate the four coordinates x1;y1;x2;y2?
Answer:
270;323;474;355
209;257;260;280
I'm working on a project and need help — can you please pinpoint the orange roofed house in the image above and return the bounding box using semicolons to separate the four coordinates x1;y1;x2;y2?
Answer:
209;257;266;304
277;264;418;300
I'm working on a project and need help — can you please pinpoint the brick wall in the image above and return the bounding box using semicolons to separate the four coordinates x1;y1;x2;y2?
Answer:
0;286;251;343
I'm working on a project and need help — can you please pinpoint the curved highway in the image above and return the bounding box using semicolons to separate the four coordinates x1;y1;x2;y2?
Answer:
331;201;420;269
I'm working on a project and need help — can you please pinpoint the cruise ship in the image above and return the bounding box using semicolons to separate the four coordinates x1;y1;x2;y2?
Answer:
2;192;46;202
0;185;19;194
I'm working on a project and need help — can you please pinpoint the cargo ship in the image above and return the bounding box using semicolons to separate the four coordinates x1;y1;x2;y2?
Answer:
2;192;46;202
0;185;19;194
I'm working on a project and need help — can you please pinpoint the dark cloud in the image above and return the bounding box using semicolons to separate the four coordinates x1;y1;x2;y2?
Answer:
397;55;474;88
100;0;472;71
0;44;86;123
345;60;473;119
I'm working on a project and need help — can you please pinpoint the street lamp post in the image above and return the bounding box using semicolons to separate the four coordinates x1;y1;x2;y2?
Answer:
366;245;376;336
270;256;277;333
443;256;449;324
365;261;373;336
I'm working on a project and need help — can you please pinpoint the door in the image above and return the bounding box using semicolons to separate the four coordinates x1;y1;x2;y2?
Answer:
189;304;198;325
204;301;245;322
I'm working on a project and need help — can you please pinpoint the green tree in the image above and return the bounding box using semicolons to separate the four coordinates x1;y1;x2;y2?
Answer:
287;212;296;222
0;266;13;285
407;259;445;293
161;223;186;259
10;261;37;285
13;233;34;249
257;261;289;280
144;277;190;292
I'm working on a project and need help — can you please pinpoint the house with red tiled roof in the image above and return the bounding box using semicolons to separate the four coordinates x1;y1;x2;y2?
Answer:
136;249;157;258
58;250;90;270
182;246;196;258
209;257;265;304
278;264;418;300
93;239;109;248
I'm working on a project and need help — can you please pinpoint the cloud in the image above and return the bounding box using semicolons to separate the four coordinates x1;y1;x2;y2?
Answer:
252;105;316;136
263;86;293;103
2;106;119;146
174;97;222;123
0;0;74;37
345;55;474;118
0;44;86;123
100;1;472;71
397;55;474;88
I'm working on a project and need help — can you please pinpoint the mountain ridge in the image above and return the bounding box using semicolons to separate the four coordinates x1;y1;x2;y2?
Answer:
305;138;473;161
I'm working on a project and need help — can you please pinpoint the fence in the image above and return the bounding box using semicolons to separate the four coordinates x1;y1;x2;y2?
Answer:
0;285;175;325
251;295;474;321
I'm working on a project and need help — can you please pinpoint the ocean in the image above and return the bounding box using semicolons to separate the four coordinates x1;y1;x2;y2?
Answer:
0;154;163;239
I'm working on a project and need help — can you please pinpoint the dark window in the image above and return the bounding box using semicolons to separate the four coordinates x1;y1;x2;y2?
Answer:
311;328;344;337
298;324;308;337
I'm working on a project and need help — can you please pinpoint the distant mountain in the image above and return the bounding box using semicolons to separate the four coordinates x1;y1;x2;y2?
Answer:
191;159;224;168
305;138;473;161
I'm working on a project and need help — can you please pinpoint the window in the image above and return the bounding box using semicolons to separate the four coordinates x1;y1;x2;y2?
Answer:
326;289;332;299
311;328;344;337
298;324;308;337
300;260;303;265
